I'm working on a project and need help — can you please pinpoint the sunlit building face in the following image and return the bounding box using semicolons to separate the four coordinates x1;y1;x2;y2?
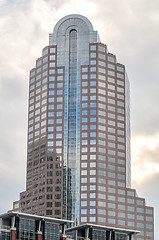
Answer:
13;14;154;240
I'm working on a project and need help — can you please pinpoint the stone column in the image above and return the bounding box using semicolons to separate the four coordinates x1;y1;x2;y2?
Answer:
10;227;16;240
36;231;42;240
60;234;67;240
84;227;90;240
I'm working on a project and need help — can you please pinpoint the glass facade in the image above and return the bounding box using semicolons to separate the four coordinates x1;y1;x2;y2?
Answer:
67;29;78;221
17;218;35;240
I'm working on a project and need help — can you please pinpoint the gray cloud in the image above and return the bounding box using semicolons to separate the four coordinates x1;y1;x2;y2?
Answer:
133;172;159;239
134;142;159;165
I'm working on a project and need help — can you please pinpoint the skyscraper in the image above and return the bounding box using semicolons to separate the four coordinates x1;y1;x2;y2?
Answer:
13;14;154;239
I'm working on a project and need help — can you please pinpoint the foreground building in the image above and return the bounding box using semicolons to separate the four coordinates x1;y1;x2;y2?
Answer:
12;14;154;239
0;211;71;240
0;212;138;240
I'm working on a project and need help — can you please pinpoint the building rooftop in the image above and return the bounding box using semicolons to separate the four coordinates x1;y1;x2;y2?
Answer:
66;223;140;235
0;211;73;225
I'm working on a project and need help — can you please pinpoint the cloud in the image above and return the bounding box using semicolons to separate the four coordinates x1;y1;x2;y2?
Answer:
133;172;159;239
0;0;158;238
131;132;159;182
131;132;159;239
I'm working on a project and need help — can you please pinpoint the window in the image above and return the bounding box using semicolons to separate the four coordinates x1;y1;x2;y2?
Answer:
108;55;115;63
82;67;88;72
98;67;106;74
108;63;115;70
98;45;106;52
137;215;144;221
81;217;87;222
98;201;106;207
90;170;96;175
81;185;87;190
98;60;106;67
98;81;106;88
90;52;96;58
46;210;52;215
137;199;144;206
117;66;124;72
81;209;87;214
108;195;115;201
90;60;96;65
98;217;106;223
81;201;87;206
108;218;116;224
99;75;106;81
118;220;125;225
146;208;153;215
90;45;96;51
90;67;96;72
90;193;96;198
90;81;96;86
81;170;87;175
108;211;116;217
90;202;96;207
98;53;105;60
127;206;134;212
137;222;144;228
90;209;96;214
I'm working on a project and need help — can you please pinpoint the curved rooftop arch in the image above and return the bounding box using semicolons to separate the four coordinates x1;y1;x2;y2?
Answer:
53;14;94;36
49;14;100;45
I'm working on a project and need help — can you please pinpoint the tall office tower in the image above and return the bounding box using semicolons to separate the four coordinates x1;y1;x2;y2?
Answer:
13;15;154;239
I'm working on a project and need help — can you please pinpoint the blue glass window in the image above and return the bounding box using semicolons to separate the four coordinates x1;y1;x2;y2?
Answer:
81;201;87;206
90;125;96;130
49;69;55;74
57;111;62;116
90;95;96;100
56;119;62;124
57;90;63;95
48;112;54;117
48;127;54;132
49;90;54;95
48;119;54;124
57;97;63;102
90;81;96;86
57;104;62;109
90;102;96;108
56;126;62;131
49;98;54;102
56;133;62;138
57;75;63;81
48;105;54;110
82;82;88;87
57;83;63;88
82;96;88;101
90;110;96;115
82;110;88;115
90;117;96;122
82;125;87;130
82;132;87;137
49;83;54;88
82;103;88;108
48;134;53;139
82;89;88;93
90;132;96;137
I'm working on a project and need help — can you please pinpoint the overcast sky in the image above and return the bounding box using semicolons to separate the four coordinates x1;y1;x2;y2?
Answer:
0;0;159;238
